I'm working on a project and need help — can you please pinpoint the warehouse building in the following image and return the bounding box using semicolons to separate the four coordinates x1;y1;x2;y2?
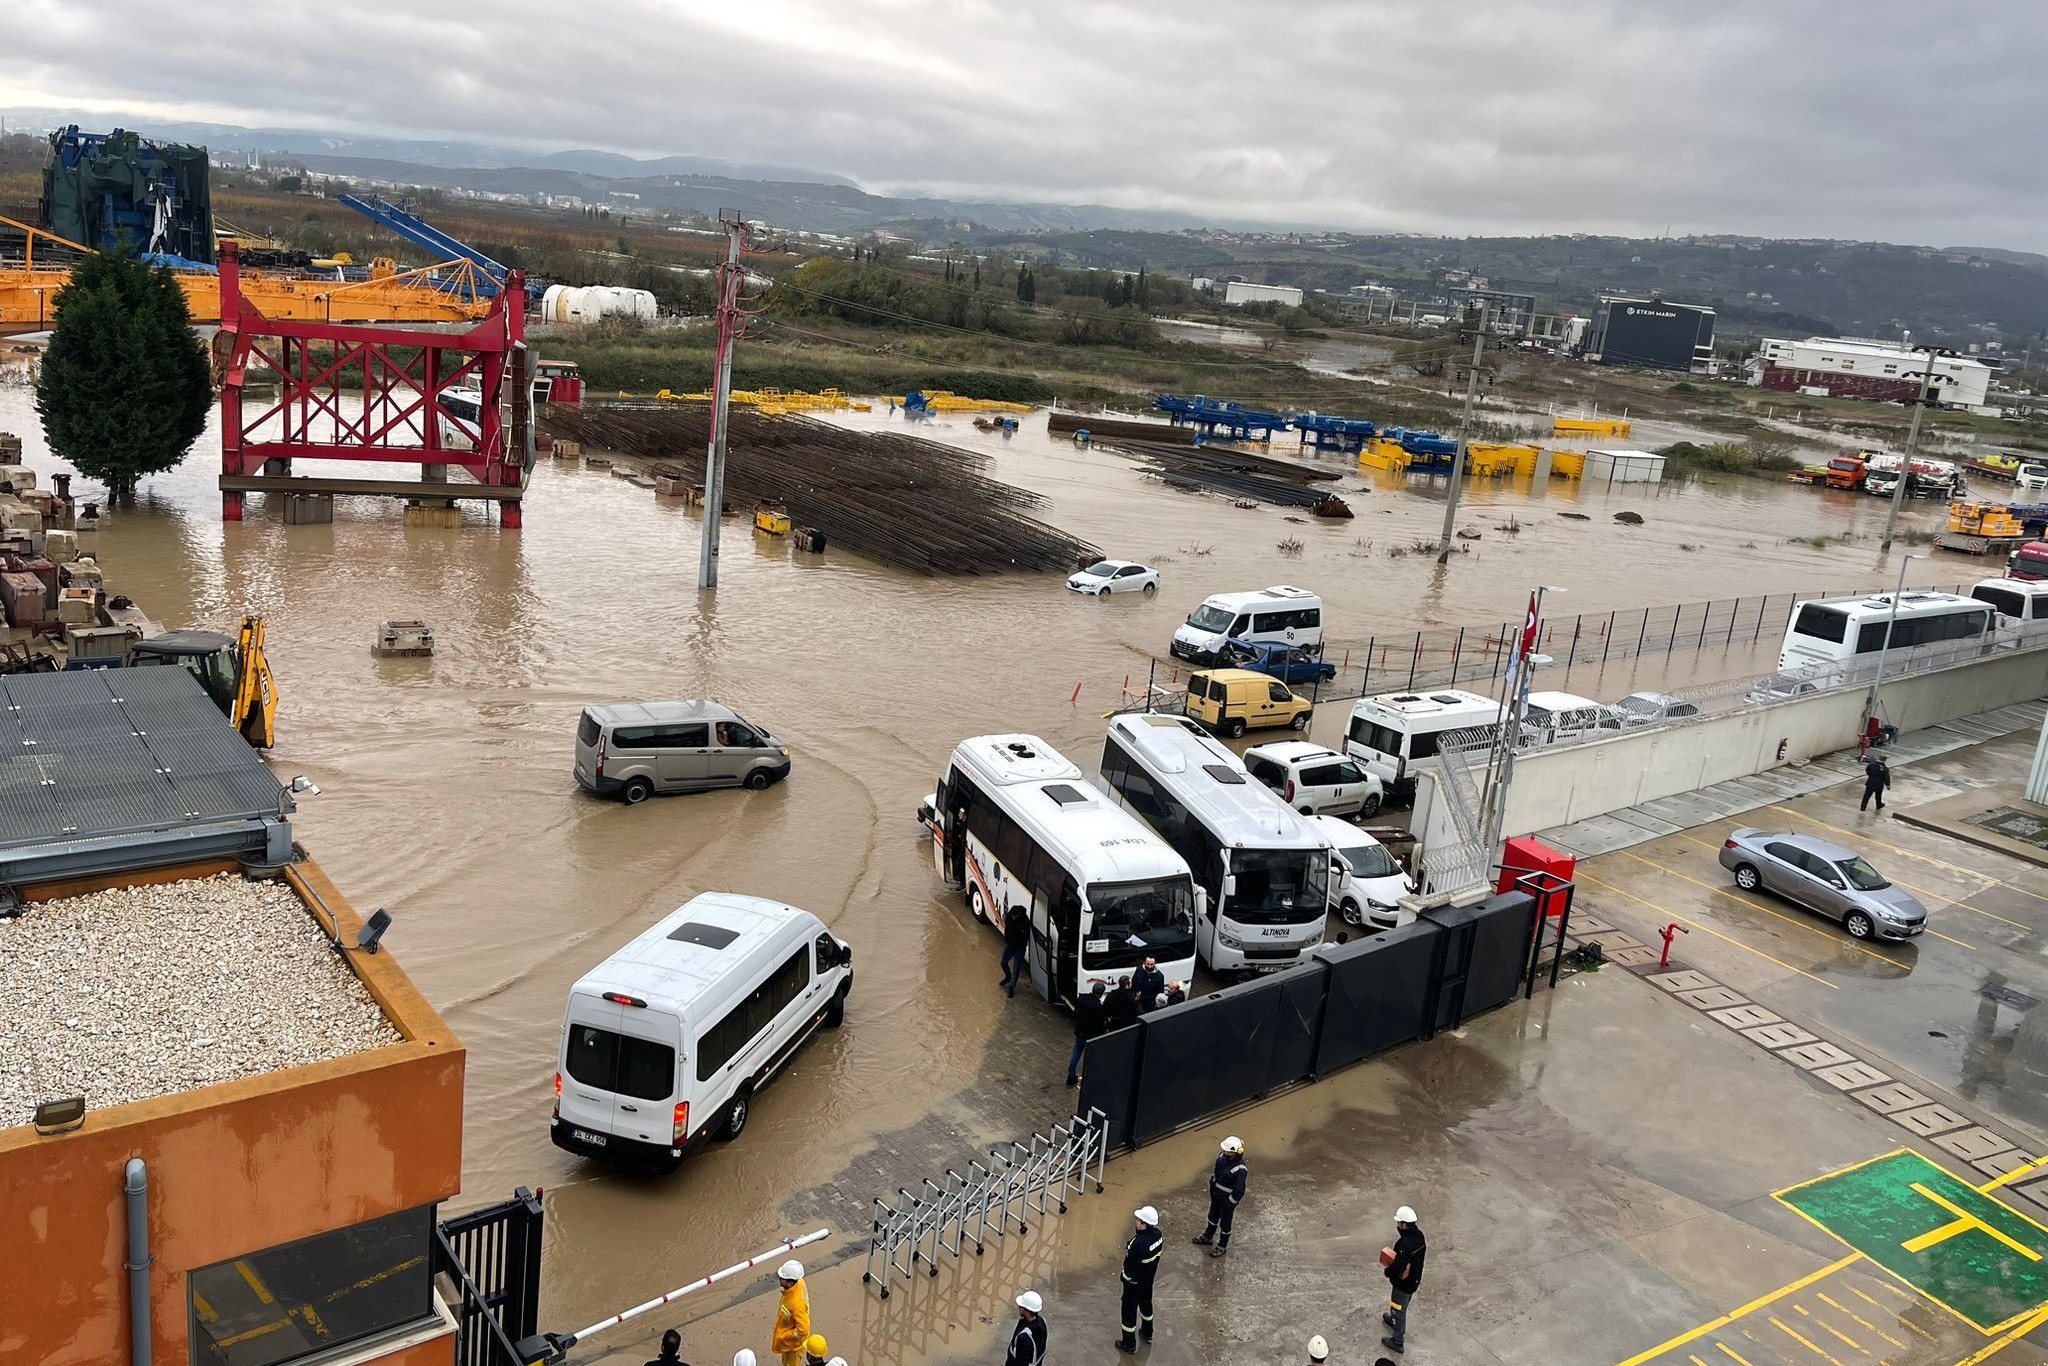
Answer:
1585;295;1716;372
1752;336;1994;408
1223;280;1303;307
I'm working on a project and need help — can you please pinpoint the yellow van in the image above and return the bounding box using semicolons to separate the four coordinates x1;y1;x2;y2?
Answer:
1185;668;1312;738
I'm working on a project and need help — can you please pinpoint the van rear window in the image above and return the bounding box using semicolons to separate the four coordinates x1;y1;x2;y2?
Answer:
566;1024;676;1100
578;713;601;746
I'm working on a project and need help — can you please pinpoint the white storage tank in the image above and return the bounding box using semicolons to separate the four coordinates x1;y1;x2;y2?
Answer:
540;284;658;324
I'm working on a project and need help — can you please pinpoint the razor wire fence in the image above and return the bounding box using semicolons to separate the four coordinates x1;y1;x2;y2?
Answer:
863;1109;1108;1301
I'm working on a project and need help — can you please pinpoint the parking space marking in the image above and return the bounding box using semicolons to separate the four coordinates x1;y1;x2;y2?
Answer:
1614;1255;1862;1366
1578;870;1838;988
1620;851;1912;963
1953;1302;2048;1364
1764;804;2048;909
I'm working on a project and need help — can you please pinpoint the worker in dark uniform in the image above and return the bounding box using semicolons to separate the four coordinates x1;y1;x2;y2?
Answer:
1103;975;1139;1032
1381;1204;1426;1354
1068;979;1107;1086
1114;1205;1163;1353
1006;1290;1047;1366
1191;1136;1247;1256
1131;956;1166;1011
645;1328;688;1366
1001;904;1030;996
1861;754;1892;812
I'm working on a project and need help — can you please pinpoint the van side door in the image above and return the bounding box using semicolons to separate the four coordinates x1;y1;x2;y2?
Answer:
1263;680;1292;724
655;722;713;789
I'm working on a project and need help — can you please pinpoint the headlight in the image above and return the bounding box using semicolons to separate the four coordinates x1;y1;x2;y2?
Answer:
1217;929;1245;950
1367;899;1396;912
778;747;791;757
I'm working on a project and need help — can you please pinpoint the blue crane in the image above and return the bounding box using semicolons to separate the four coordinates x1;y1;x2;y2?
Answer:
337;193;539;300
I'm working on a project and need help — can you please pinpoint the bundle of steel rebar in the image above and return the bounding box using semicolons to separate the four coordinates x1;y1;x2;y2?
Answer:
543;403;1096;576
1103;438;1342;508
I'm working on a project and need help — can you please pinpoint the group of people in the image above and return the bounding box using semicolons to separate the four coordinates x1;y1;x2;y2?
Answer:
1063;959;1186;1086
641;1259;846;1366
1000;1139;1429;1360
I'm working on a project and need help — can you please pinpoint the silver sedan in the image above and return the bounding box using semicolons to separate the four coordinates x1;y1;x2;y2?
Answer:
1717;828;1928;941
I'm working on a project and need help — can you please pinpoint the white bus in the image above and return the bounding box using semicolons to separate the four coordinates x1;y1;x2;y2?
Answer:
1344;689;1507;803
1779;592;1998;673
930;735;1197;1006
1098;714;1333;974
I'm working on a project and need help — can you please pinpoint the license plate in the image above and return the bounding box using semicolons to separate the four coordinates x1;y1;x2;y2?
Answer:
571;1128;608;1147
1906;925;1924;936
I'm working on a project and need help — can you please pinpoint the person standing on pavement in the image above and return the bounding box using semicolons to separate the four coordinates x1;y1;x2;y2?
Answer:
1007;1290;1048;1366
1114;1206;1163;1353
1067;979;1107;1086
1861;755;1892;812
1104;975;1139;1032
1131;956;1166;1012
770;1261;811;1366
646;1328;688;1366
801;1335;829;1366
1381;1205;1426;1354
1191;1136;1248;1256
1001;904;1031;996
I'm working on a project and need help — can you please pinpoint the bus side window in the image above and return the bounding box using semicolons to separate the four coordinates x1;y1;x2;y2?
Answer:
1055;879;1081;937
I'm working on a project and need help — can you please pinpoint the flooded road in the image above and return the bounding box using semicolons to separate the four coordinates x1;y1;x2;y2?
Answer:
0;387;1974;1336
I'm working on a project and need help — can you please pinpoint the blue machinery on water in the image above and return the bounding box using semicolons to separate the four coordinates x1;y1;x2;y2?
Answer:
1153;394;1290;442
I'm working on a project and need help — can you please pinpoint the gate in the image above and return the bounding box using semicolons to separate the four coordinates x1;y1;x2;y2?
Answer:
863;1110;1108;1299
434;1188;545;1366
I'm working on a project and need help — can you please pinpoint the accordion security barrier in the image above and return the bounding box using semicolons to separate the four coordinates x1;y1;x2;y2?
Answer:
1080;891;1541;1149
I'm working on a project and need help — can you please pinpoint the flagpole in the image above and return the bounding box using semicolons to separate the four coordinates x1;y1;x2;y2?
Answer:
1484;585;1562;857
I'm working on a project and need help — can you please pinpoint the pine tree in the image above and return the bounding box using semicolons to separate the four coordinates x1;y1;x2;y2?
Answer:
1016;265;1036;303
1136;265;1150;308
34;250;212;501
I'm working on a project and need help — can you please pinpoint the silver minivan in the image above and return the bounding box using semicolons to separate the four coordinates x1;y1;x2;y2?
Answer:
575;700;791;803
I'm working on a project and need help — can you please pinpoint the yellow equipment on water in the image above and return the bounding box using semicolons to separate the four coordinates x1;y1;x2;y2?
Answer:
754;501;792;536
128;615;277;748
1947;502;2025;538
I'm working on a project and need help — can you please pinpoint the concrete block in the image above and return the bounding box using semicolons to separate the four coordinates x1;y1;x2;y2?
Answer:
0;464;35;492
403;504;464;529
56;588;98;626
373;619;435;657
282;493;335;525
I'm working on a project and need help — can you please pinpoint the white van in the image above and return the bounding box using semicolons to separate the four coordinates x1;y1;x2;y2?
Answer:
1343;688;1506;803
1520;690;1622;747
550;893;852;1168
1170;585;1323;665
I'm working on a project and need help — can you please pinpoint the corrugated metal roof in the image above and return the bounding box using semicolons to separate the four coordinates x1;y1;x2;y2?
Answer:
0;668;282;850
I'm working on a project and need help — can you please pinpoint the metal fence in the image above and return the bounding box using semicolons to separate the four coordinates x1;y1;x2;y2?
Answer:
434;1189;545;1366
863;1110;1109;1300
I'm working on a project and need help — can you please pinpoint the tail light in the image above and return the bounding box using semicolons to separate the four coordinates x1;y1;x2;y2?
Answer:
1723;839;1737;850
672;1101;689;1144
552;1071;561;1119
595;734;607;777
1285;779;1296;800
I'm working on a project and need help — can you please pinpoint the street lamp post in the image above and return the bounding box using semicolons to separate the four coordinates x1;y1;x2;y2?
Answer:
1880;346;1950;554
1863;553;1917;726
1436;303;1490;565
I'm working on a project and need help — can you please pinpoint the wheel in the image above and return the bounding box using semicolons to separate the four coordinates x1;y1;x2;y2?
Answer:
1340;899;1364;928
1298;805;1315;817
1359;792;1383;819
824;987;847;1028
969;884;990;923
1844;911;1875;940
717;1087;752;1141
744;768;773;791
1732;863;1760;892
621;777;653;805
1224;717;1247;739
1099;588;1112;599
1143;582;1157;595
1289;712;1310;731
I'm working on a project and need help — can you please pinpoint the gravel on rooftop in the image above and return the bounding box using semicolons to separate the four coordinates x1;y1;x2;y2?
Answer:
0;872;403;1127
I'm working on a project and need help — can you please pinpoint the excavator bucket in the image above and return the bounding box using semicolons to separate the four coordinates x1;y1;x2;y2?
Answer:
232;615;277;749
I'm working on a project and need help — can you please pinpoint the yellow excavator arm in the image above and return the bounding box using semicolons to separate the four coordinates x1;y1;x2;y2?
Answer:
232;615;278;749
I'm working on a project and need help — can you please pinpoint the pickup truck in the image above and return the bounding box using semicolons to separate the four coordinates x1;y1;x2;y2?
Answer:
1218;637;1338;685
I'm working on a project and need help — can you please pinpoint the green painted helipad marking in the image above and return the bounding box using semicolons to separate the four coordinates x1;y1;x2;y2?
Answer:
1776;1149;2048;1334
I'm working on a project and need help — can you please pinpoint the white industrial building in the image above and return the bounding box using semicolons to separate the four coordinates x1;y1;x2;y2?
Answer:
1753;337;1994;409
1224;281;1303;307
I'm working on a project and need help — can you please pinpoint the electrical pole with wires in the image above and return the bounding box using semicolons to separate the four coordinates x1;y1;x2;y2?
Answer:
1437;302;1490;565
699;209;750;590
1878;340;1951;556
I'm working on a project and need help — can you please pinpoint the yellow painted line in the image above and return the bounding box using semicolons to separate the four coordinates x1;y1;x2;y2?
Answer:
1952;1302;2048;1364
1820;1291;1908;1349
1764;804;2048;906
1611;1255;1862;1365
1773;1313;1849;1366
1690;1356;1710;1366
1924;926;1978;952
1675;831;2027;934
1578;870;1839;989
1902;1182;2044;1261
235;1259;275;1304
193;1291;217;1323
1715;1343;1756;1366
216;1319;286;1349
1983;1153;2048;1192
1621;850;1903;964
1816;1318;1867;1354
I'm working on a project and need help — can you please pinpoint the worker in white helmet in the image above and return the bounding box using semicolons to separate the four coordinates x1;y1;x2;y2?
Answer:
1191;1136;1248;1257
1006;1289;1048;1366
1381;1205;1426;1354
1114;1206;1163;1353
771;1260;810;1366
1307;1334;1329;1363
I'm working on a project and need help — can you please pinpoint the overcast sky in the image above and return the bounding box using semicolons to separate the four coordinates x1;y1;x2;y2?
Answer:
5;0;2041;250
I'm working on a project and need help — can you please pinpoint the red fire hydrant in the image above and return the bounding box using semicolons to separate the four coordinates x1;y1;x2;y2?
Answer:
1659;922;1689;968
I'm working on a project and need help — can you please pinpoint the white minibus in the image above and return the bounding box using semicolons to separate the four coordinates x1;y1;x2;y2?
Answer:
1170;585;1324;665
1099;714;1333;974
930;735;1198;1005
1344;688;1507;802
551;893;852;1168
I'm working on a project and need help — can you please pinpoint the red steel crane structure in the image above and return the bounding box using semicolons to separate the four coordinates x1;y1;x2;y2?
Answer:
216;239;532;528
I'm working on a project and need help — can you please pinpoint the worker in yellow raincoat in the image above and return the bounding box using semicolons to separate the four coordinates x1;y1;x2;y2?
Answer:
771;1260;811;1366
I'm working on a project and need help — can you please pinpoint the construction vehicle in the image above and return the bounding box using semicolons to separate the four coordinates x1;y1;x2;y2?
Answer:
1937;502;2048;558
127;616;277;748
1787;454;1867;489
1864;453;1961;500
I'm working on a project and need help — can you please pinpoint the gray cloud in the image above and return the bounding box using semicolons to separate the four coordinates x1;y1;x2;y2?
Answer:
5;0;2041;249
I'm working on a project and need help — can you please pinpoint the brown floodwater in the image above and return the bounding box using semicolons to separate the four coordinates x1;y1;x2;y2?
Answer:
0;385;1971;1335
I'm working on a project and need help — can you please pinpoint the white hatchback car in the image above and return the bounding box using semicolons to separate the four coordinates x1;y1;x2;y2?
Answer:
1310;816;1414;929
1242;741;1386;818
1066;559;1160;597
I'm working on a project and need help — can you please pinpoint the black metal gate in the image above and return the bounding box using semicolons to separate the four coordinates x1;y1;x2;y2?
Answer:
435;1188;545;1366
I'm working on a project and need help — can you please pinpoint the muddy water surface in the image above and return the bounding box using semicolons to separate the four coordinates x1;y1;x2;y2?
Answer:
0;388;1968;1331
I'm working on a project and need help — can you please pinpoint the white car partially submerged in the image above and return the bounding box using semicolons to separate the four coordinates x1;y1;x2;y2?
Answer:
1067;559;1160;596
1310;816;1413;930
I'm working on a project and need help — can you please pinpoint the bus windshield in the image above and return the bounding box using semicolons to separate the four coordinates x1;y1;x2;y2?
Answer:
1084;876;1196;969
1225;848;1329;924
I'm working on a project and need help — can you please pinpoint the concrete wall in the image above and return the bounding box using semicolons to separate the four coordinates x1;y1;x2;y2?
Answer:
0;858;464;1366
1501;647;2048;836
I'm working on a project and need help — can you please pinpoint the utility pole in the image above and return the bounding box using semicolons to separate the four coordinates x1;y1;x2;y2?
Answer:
1879;342;1946;555
698;209;748;590
1437;303;1489;565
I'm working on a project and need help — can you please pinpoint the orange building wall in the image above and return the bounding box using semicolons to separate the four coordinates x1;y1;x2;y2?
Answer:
0;859;465;1366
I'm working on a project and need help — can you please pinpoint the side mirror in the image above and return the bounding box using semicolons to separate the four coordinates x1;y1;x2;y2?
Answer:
1221;875;1237;899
